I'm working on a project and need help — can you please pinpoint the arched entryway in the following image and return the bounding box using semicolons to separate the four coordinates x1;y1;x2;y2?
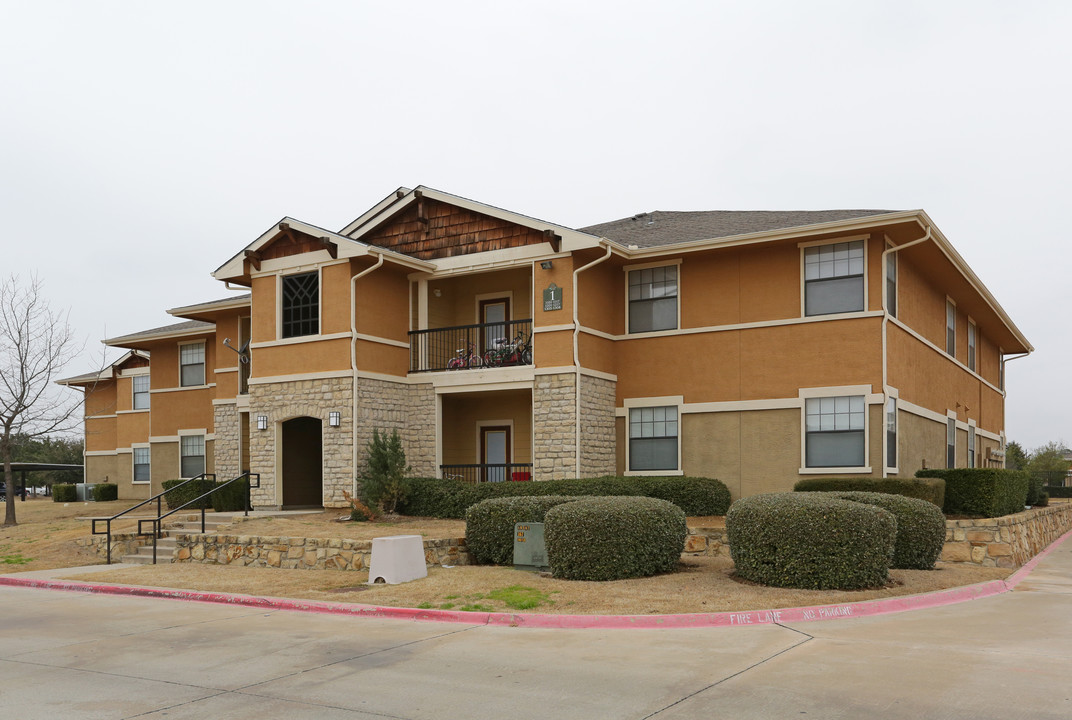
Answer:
281;416;323;508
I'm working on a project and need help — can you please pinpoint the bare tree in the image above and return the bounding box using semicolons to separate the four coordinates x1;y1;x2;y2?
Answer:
0;275;82;526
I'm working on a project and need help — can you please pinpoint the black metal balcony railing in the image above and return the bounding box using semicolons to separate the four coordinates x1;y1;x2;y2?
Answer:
440;463;534;484
409;319;532;373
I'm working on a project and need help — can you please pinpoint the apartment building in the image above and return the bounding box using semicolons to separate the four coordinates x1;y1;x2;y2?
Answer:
59;186;1031;506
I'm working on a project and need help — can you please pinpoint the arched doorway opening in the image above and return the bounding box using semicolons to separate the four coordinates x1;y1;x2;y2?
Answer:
281;416;322;508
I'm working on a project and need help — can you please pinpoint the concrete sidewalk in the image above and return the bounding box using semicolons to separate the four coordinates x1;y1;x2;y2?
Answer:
1;531;1069;719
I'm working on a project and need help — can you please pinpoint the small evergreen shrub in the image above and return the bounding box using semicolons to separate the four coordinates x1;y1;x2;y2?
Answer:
820;491;946;570
52;483;76;502
211;478;249;512
544;496;687;581
466;495;592;565
727;493;896;590
794;476;945;508
1047;486;1072;499
91;483;118;502
1026;475;1050;507
359;429;409;514
916;468;1029;517
162;478;214;510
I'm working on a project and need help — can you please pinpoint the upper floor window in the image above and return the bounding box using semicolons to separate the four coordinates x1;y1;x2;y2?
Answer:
628;405;679;471
179;343;205;387
282;271;319;338
132;374;150;410
945;299;956;356
885;251;897;318
967;320;977;372
628;265;677;333
804;240;864;316
805;395;865;468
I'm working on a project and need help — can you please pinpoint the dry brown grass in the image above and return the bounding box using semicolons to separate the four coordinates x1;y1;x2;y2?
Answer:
5;501;1012;615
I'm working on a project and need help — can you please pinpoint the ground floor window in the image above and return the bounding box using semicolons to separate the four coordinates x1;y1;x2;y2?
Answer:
885;397;897;469
629;406;678;471
133;447;150;483
947;417;957;468
805;395;865;467
968;425;976;468
180;435;206;478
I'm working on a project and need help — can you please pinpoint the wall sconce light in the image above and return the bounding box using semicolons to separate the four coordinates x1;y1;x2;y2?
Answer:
433;288;442;297
540;261;553;270
329;411;341;427
256;415;268;431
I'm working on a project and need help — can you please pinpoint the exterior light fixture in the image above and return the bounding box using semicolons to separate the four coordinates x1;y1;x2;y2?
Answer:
257;415;268;431
329;411;341;427
540;261;553;270
433;288;442;297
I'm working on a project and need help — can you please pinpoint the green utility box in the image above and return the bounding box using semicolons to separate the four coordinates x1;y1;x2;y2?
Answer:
513;522;548;570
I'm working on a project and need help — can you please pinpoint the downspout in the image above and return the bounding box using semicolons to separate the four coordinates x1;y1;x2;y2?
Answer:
1000;352;1030;464
572;242;614;478
351;252;385;496
880;227;932;476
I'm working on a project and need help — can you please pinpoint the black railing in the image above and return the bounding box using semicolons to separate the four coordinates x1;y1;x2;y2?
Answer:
409;319;532;373
440;463;533;484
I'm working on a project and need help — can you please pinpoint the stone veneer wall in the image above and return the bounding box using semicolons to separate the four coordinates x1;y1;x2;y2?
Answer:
173;532;469;569
354;376;435;478
248;377;354;508
578;374;616;477
941;503;1072;568
212;402;241;481
533;372;577;480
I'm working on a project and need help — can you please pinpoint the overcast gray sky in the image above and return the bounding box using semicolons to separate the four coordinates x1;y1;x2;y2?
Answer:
3;1;1068;451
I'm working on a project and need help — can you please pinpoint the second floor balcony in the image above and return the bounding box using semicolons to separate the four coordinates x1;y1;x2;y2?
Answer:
409;318;532;373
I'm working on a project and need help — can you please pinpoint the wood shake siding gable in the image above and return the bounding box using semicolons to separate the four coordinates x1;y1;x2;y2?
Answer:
361;198;548;259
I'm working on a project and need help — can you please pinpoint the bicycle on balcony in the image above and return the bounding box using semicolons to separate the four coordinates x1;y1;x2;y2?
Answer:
447;341;483;370
482;330;532;368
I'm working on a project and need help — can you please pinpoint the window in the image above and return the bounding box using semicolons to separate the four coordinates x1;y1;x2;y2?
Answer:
180;435;206;478
628;265;677;333
180;343;205;387
804;240;864;316
132;374;150;410
805;396;865;467
282;271;319;338
968;425;976;468
968;320;977;372
628;406;678;471
947;417;956;468
946;300;956;356
886;397;897;469
133;447;150;483
885;251;897;318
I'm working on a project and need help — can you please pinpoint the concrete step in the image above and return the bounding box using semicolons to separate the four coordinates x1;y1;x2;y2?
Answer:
121;540;176;565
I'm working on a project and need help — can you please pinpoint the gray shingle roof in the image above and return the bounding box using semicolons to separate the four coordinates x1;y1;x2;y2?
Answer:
580;210;899;248
106;320;214;345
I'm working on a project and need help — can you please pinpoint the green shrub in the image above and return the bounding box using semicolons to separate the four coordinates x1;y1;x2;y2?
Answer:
162;478;214;511
211;477;250;512
52;483;76;502
466;495;592;565
359;429;410;514
398;475;731;519
1026;475;1050;507
727;493;896;590
794;476;945;508
916;468;1029;517
91;483;118;502
819;491;946;570
1047;486;1072;499
544;496;687;581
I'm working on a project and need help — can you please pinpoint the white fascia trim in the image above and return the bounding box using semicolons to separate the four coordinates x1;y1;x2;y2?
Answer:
212;398;239;406
339;187;413;236
427;366;535;389
799;385;875;400
116;409;149;415
85;450;119;457
150;384;216;394
178;428;210;437
118;367;150;377
355;333;409;349
248;370;353;385
624;395;684;408
436;380;533;395
427;246;568;276
579;325;617;341
105;326;214;347
215;366;239;374
150;433;215;443
615;311;884;342
357;370;417;385
976;427;1002;442
888;317;1003;394
533;324;575;334
254;255;348;276
86;414;118;420
250;331;352;349
116;447;133;455
168;296;251;318
534;366;618;382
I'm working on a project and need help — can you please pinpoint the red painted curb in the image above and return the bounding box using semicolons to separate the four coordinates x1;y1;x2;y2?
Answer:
2;529;1067;630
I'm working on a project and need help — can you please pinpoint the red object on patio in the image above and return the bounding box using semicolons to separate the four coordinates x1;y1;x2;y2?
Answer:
511;472;532;482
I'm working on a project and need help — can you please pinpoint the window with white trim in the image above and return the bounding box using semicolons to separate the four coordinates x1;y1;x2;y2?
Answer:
946;300;956;357
967;320;977;372
180;435;205;478
628;406;678;471
804;240;864;316
133;447;150;483
132;374;150;410
627;265;677;333
805;396;865;467
180;343;205;387
946;417;956;468
968;425;976;468
885;397;897;470
282;271;319;338
886;251;897;318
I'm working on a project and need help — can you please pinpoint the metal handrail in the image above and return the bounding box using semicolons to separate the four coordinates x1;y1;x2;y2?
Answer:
136;472;261;565
91;473;216;565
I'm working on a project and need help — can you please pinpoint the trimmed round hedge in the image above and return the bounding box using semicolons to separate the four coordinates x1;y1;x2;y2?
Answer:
466;495;592;565
727;493;896;590
794;476;945;509
820;491;946;570
544;496;687;581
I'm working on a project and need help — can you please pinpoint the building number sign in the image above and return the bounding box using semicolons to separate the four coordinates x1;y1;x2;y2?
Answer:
543;283;563;311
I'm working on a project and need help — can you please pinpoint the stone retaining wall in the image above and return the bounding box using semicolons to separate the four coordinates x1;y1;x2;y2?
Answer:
940;503;1072;568
174;533;470;571
76;533;144;560
682;527;731;557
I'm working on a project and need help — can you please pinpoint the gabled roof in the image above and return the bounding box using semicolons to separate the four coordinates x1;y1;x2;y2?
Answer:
169;294;251;322
105;320;214;348
582;209;898;248
56;350;149;387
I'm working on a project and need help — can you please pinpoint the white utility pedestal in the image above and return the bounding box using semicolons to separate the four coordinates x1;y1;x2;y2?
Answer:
368;535;427;584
